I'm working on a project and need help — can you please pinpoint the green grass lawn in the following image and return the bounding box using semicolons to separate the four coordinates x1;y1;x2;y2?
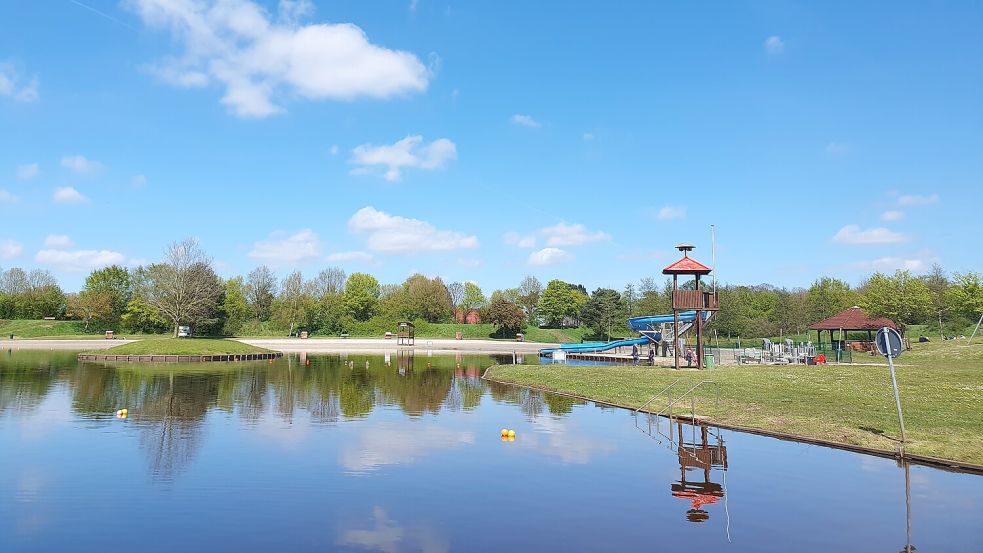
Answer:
0;319;170;340
89;338;271;355
487;340;983;466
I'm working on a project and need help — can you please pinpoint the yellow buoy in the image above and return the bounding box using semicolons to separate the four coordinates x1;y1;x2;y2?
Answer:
507;436;515;442
121;408;128;416
500;428;509;437
507;429;516;438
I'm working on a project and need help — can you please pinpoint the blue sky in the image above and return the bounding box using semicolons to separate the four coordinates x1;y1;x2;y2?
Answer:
1;0;981;293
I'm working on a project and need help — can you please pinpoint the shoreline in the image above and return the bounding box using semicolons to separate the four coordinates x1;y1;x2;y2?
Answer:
1;337;554;354
482;367;983;475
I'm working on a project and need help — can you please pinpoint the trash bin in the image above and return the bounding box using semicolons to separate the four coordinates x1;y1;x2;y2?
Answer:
300;331;309;339
455;331;463;340
705;353;715;369
516;333;524;342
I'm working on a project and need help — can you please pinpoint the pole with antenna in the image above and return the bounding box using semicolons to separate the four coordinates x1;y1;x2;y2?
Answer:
711;224;717;293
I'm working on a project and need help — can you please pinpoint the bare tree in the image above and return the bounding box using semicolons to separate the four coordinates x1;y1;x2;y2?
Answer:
309;267;346;298
246;265;277;320
447;281;465;309
140;238;222;337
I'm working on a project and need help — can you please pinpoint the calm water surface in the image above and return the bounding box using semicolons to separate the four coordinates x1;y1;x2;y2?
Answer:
1;350;981;552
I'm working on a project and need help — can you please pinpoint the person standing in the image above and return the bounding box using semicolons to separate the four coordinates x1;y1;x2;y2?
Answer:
631;343;639;365
647;347;655;366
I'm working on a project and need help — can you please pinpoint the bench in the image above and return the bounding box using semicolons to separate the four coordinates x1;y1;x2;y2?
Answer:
340;333;349;339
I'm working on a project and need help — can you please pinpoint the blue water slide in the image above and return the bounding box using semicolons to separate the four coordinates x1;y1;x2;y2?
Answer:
539;310;714;356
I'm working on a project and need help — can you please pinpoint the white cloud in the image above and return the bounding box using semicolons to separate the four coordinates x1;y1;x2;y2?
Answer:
849;254;933;273
329;144;339;156
832;224;908;245
52;187;89;204
126;0;429;117
457;258;481;268
540;222;611;247
44;235;75;248
0;239;23;259
60;155;103;175
897;193;940;206
825;142;849;156
880;210;905;222
350;135;456;181
0;63;39;102
132;174;147;187
16;163;39;180
0;190;19;204
348;206;478;253
764;35;785;55
326;250;374;263
503;231;537;249
35;249;126;271
248;229;321;264
655;206;686;220
510;114;541;128
528;247;573;267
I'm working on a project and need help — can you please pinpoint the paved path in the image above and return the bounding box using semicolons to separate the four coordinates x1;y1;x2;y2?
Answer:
238;338;553;354
0;338;554;355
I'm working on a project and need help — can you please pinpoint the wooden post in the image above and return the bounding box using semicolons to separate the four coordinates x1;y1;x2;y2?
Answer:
673;274;680;370
695;274;703;369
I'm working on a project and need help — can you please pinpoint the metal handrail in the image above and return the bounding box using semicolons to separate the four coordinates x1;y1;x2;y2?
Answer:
657;380;718;418
634;379;681;413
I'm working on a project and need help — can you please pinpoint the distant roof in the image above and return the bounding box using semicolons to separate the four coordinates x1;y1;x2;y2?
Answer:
663;255;712;275
808;306;897;331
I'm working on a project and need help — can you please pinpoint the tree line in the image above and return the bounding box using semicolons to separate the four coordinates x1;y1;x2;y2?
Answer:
1;239;980;339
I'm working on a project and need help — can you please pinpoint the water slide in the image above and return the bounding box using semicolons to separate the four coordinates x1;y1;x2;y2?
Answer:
539;311;707;356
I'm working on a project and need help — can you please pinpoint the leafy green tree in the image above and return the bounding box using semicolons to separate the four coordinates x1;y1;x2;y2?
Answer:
537;279;588;328
636;277;672;316
487;296;525;336
221;277;250;336
461;282;487;312
344;272;381;321
580;288;626;340
120;297;170;334
66;291;113;332
82;265;132;326
946;272;983;320
806;277;854;323
861;270;932;332
403;274;453;322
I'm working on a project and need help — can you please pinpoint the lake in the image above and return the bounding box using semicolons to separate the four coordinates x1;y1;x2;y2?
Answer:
1;350;981;552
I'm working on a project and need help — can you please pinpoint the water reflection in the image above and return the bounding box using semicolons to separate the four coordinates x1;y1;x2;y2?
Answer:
1;351;981;551
338;507;449;553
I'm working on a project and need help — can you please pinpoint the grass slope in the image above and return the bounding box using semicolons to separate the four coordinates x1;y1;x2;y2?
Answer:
487;340;983;466
91;338;270;356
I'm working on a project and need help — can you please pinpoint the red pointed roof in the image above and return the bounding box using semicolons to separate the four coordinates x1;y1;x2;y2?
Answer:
663;255;712;275
808;306;898;331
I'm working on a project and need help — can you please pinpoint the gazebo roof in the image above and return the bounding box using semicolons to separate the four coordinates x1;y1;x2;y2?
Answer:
663;256;712;275
808;306;897;331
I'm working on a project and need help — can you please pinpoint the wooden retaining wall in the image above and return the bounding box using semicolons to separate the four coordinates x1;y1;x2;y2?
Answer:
77;352;283;363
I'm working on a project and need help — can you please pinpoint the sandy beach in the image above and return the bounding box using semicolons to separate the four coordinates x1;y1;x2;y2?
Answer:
0;337;555;354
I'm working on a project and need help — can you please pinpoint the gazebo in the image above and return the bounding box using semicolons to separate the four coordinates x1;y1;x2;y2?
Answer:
808;306;898;351
396;321;415;346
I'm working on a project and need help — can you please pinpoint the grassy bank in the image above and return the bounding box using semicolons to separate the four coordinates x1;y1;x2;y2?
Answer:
236;321;590;343
88;338;271;356
0;319;170;340
486;340;983;466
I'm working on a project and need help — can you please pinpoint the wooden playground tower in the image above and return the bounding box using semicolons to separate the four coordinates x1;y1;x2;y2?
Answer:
663;243;719;369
